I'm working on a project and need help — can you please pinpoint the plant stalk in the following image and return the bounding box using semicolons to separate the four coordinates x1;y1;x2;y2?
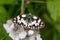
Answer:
20;0;25;14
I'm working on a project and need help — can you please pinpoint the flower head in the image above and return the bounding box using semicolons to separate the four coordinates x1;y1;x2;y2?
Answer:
3;20;27;40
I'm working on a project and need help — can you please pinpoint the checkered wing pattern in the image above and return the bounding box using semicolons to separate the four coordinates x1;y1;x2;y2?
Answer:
12;14;45;30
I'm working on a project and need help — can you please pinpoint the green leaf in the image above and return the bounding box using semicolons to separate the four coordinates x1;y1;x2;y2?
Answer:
54;24;60;36
53;29;60;40
47;1;60;23
0;0;18;5
0;6;8;22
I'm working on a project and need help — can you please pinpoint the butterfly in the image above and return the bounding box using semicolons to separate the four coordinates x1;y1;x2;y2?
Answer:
12;14;45;30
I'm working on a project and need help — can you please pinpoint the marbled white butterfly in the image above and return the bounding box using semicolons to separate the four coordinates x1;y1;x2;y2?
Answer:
12;14;45;30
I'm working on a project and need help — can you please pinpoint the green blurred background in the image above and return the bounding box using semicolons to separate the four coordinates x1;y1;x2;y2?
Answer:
0;0;60;40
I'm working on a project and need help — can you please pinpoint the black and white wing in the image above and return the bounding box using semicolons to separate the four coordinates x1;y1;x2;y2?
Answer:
12;14;45;30
12;14;27;27
28;16;45;30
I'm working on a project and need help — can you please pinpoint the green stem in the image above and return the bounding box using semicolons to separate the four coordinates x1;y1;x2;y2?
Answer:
21;0;25;14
